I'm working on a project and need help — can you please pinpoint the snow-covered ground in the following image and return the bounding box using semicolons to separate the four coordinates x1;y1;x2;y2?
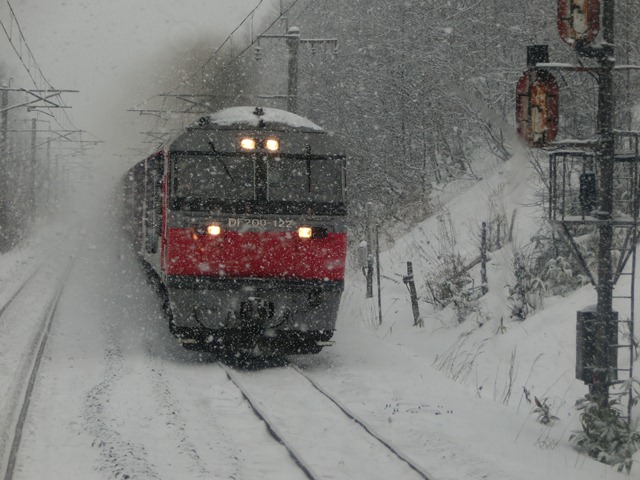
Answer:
0;147;636;479
0;0;637;478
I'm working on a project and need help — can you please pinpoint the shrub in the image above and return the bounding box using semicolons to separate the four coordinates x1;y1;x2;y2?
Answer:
570;395;640;473
533;396;559;425
542;255;589;296
507;249;545;320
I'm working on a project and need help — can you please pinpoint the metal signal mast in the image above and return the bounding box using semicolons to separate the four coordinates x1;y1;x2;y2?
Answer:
518;0;639;415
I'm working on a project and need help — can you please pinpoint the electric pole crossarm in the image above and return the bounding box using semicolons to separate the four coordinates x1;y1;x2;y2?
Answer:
533;63;640;73
548;140;600;149
6;129;82;134
128;94;263;117
300;38;338;46
22;89;70;107
258;34;337;46
0;87;79;112
258;34;291;39
127;109;167;118
4;128;89;144
534;63;605;73
0;94;72;113
0;88;79;93
172;96;211;110
49;130;87;142
139;131;173;144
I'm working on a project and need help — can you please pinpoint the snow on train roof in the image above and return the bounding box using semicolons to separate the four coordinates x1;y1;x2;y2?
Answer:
195;106;325;132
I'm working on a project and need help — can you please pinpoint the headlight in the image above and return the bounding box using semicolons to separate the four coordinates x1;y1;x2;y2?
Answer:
206;225;222;236
298;227;313;239
238;137;279;152
240;138;256;150
265;138;279;151
297;226;329;239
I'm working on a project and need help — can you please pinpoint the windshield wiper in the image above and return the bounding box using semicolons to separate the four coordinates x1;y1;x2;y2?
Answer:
216;158;237;185
209;141;236;185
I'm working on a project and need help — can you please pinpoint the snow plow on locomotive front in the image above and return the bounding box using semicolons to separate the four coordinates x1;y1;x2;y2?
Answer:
123;107;347;355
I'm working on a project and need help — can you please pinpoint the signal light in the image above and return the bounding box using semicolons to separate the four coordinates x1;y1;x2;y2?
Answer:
558;0;600;47
515;46;559;148
516;69;559;147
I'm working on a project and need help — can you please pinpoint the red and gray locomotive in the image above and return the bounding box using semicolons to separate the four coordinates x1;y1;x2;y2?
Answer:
122;107;347;355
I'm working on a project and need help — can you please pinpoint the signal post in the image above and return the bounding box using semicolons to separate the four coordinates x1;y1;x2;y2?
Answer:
517;0;638;412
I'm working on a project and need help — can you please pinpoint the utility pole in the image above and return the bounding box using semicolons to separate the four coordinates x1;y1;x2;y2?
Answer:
44;130;51;212
0;88;81;248
133;26;338;122
591;0;616;408
0;85;8;251
256;26;337;113
0;0;84;249
286;27;300;113
29;117;37;225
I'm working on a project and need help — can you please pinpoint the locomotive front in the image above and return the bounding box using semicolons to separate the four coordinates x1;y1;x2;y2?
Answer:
162;107;347;354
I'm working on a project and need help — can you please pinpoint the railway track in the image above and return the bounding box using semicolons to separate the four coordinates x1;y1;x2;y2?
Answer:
1;257;435;480
0;249;432;479
0;267;42;319
220;360;437;480
1;261;74;480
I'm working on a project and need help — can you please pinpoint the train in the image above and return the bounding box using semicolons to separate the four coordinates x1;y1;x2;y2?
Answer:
121;106;347;355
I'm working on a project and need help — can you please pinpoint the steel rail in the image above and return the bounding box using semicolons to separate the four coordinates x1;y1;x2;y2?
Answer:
219;362;319;480
288;363;436;480
0;266;43;319
221;359;437;480
3;260;75;480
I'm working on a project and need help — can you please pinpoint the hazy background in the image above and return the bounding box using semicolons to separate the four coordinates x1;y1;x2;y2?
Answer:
8;0;264;172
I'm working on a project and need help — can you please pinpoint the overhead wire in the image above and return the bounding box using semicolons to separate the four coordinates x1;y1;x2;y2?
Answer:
208;0;303;72
162;0;269;97
1;1;53;89
135;0;305;114
130;0;305;151
0;1;97;142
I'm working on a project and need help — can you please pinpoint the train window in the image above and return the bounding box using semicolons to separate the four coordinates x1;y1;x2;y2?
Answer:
267;157;344;202
172;155;255;200
144;155;163;253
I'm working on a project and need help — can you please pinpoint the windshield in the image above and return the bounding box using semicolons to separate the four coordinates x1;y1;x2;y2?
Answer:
170;153;345;213
172;154;255;200
267;157;344;203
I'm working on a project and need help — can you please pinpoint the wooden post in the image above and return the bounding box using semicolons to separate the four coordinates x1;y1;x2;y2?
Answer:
0;87;8;251
481;222;488;295
376;225;382;325
403;261;421;326
365;202;374;298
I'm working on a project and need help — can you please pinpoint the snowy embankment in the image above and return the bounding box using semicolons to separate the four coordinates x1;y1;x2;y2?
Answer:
295;148;637;479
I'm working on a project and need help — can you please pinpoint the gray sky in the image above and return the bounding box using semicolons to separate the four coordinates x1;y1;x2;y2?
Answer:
6;0;266;168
